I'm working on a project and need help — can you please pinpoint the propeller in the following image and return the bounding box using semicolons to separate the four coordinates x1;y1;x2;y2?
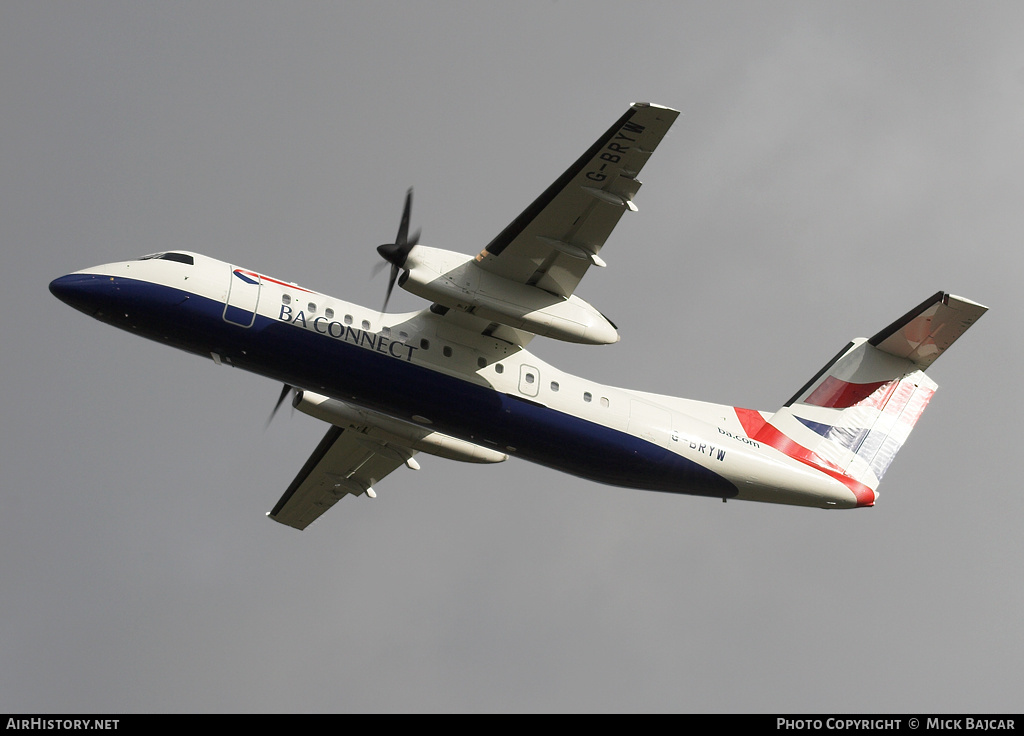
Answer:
269;190;419;427
375;188;420;313
265;383;295;429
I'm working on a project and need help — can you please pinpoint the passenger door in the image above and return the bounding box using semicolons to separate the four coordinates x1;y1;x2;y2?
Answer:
223;267;262;327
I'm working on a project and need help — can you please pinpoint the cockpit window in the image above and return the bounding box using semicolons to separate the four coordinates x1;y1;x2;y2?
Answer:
140;252;194;265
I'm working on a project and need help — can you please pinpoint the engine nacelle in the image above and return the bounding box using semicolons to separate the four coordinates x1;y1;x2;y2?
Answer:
399;246;619;345
293;390;508;464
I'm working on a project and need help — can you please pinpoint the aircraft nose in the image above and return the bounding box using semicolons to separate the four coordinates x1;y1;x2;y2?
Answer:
49;273;112;315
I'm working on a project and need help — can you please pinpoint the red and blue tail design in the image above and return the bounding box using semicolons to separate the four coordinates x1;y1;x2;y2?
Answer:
736;292;986;505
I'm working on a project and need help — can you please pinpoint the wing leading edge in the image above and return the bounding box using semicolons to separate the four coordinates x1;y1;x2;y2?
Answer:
473;102;680;299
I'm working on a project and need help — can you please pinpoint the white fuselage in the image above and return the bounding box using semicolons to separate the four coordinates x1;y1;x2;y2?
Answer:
50;251;866;509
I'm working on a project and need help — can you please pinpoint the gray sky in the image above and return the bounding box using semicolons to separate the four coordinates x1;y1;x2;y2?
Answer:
3;0;1022;713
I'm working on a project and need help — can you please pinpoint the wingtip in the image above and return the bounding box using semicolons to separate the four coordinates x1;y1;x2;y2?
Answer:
630;101;681;114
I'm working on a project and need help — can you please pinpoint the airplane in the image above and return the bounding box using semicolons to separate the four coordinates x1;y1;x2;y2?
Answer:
49;102;987;530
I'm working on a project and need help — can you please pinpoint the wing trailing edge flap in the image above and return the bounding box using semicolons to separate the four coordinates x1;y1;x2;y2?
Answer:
267;426;418;531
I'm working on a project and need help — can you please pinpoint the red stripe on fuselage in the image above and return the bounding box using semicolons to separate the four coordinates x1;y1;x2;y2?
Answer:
734;407;768;437
733;407;876;507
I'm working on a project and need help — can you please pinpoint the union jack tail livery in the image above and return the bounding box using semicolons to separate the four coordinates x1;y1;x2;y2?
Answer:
740;292;987;505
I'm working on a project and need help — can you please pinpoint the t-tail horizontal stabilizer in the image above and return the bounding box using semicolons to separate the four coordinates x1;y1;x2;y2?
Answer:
869;291;988;369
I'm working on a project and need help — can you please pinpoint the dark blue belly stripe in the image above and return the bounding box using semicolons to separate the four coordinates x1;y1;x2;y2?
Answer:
86;276;738;499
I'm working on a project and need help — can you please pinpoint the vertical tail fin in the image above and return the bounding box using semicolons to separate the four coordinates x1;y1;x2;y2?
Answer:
748;292;987;504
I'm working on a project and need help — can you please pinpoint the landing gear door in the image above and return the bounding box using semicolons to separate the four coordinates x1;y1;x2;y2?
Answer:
224;266;262;327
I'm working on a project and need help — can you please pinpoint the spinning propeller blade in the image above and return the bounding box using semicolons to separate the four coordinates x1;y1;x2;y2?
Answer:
266;384;295;428
375;188;420;313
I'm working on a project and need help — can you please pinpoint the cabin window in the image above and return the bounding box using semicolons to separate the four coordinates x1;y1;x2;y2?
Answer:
420;338;430;350
477;357;487;369
344;315;353;325
398;331;409;341
600;397;610;408
443;346;453;358
524;372;535;384
550;381;559;392
362;319;371;330
381;326;390;338
583;392;592;403
495;363;504;374
282;294;291;305
325;308;334;319
308;303;316;313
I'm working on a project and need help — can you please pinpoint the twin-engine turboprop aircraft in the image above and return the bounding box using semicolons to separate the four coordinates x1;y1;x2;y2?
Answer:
50;103;987;530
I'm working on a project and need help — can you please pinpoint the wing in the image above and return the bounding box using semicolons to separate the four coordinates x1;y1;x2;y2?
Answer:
267;426;418;530
473;102;680;299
